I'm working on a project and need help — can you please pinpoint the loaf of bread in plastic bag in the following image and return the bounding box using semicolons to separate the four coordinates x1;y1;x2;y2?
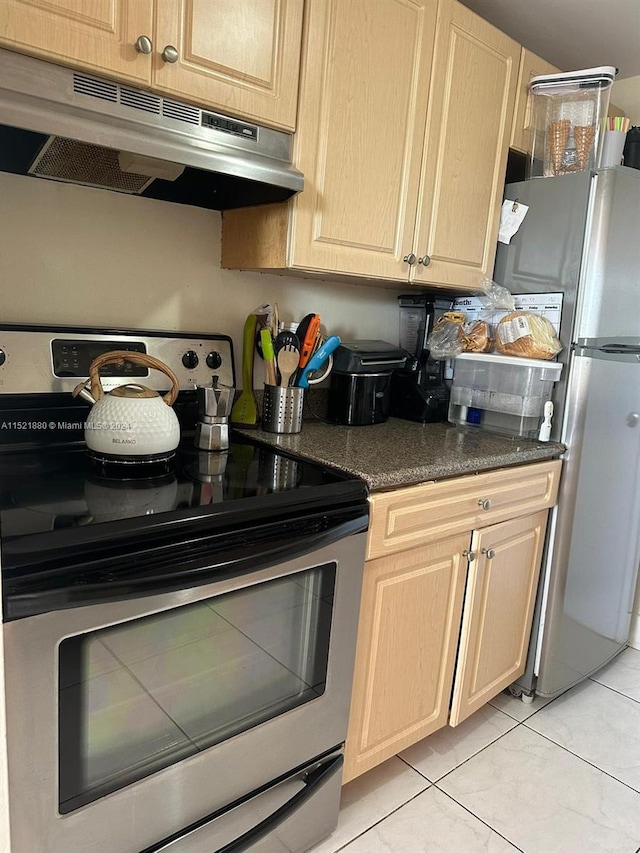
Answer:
495;312;561;360
461;320;493;353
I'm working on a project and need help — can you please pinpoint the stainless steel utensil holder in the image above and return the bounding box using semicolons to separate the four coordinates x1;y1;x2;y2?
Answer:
262;384;304;434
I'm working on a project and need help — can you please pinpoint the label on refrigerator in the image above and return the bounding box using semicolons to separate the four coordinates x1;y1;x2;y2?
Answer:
453;293;563;334
498;199;529;243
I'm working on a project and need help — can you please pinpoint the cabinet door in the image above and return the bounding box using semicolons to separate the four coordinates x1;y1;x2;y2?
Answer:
287;0;438;280
510;48;559;154
411;0;519;291
343;534;468;783
449;510;548;726
0;0;152;84
152;0;303;130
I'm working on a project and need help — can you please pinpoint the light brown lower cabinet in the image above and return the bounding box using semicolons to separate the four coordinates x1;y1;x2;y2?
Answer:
343;461;560;784
449;509;548;725
343;535;469;783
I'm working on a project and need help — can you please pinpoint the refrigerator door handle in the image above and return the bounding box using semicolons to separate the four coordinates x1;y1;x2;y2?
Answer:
599;343;640;354
575;338;640;361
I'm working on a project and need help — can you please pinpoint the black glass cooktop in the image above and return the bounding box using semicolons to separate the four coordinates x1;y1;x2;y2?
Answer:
0;436;368;568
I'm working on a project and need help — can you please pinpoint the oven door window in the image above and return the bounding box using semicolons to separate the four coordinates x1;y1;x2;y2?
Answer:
58;564;336;814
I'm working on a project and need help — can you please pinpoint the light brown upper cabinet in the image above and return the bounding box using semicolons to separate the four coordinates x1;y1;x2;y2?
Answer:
0;0;153;85
224;0;439;283
409;2;519;289
0;0;304;130
222;0;520;291
510;48;560;155
152;0;304;130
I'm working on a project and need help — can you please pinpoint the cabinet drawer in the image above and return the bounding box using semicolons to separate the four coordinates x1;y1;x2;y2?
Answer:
366;460;560;560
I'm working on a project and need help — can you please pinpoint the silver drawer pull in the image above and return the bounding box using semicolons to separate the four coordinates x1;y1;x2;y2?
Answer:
403;253;417;265
478;498;492;511
462;549;476;561
481;547;496;559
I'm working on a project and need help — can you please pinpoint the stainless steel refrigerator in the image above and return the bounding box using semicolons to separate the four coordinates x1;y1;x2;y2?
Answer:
494;165;640;698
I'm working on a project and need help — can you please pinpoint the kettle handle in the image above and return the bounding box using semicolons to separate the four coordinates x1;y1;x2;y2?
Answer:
87;350;181;406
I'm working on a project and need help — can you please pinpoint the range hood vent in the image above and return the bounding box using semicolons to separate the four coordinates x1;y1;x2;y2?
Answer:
0;48;304;210
30;137;156;193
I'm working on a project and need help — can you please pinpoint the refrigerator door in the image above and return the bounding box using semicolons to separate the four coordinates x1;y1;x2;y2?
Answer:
573;167;640;341
493;171;592;437
535;345;640;696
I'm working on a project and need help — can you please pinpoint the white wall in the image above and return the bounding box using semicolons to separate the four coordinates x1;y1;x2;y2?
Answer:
0;172;401;382
612;75;640;123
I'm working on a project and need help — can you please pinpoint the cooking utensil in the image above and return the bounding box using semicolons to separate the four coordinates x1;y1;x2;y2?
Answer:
260;328;278;386
294;314;314;349
231;314;259;428
297;335;341;388
195;378;235;452
273;329;299;354
291;314;320;385
72;351;180;460
297;314;321;370
276;345;300;387
252;303;273;360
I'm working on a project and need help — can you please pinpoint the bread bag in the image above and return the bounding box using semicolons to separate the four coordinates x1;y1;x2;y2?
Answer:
495;312;561;360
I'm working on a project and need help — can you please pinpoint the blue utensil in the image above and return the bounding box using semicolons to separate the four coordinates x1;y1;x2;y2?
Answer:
296;335;341;388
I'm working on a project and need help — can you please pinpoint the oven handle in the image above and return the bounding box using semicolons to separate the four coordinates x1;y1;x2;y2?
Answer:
141;752;343;853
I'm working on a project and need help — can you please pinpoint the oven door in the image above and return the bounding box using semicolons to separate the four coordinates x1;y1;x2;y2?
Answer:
3;527;366;853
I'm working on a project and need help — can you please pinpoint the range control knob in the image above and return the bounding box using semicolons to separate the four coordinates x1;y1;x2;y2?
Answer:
206;351;222;370
0;349;5;367
182;350;199;369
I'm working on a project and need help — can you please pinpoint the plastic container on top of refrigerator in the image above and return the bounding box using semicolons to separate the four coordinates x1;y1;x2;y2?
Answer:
448;353;562;439
529;66;616;178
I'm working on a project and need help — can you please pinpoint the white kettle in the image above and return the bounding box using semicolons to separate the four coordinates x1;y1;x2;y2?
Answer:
73;350;181;460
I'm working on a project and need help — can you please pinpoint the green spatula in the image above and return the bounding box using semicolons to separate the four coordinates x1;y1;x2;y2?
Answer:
231;313;259;428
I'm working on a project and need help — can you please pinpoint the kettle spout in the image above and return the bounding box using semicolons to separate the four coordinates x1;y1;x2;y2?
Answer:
72;381;96;405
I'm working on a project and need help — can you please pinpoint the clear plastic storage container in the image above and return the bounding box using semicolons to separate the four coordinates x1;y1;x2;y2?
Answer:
529;66;615;178
448;353;562;438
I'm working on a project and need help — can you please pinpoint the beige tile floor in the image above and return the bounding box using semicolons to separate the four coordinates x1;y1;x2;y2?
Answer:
311;647;640;853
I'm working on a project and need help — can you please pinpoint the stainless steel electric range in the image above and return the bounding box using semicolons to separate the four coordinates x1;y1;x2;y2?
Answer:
0;324;368;853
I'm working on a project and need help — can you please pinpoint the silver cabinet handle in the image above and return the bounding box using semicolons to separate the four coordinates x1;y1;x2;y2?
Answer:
462;549;476;561
135;35;153;55
418;255;431;266
478;498;492;511
403;253;417;265
481;547;496;559
161;45;179;63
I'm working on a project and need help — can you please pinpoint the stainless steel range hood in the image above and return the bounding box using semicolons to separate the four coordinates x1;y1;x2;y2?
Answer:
0;47;304;210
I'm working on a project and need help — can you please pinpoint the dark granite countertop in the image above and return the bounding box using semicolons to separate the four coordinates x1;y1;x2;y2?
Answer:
236;418;565;492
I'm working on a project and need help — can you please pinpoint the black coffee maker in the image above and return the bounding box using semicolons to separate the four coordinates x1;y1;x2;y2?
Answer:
390;294;452;423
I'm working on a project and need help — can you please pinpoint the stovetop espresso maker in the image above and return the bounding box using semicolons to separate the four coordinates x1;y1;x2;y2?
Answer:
390;294;452;423
194;376;234;451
